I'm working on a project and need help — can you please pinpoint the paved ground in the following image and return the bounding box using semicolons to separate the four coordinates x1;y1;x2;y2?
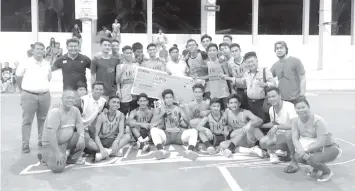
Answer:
1;91;355;191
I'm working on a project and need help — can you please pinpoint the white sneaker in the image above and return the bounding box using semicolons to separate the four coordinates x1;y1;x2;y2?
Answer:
250;146;264;158
275;150;287;157
269;153;281;164
317;171;333;182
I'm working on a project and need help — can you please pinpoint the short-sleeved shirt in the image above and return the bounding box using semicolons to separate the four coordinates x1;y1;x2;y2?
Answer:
166;60;187;77
116;63;138;103
242;67;274;100
269;101;297;125
42;106;82;146
91;57;120;96
16;58;51;93
53;53;91;90
271;56;305;101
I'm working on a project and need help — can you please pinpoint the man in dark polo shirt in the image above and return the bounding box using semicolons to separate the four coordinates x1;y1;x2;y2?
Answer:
52;38;91;90
91;38;120;100
271;41;306;103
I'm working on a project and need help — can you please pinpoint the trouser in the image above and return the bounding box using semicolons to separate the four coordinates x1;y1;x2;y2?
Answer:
40;132;84;173
247;98;270;123
296;145;340;173
150;128;198;146
21;90;51;145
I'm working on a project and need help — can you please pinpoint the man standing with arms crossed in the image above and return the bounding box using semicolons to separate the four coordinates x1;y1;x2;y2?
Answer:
91;38;120;100
271;41;306;103
52;39;91;90
16;42;52;153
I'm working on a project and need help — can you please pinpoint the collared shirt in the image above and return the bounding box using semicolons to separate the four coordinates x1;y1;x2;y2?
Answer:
239;67;274;100
16;57;51;93
81;94;106;128
53;53;91;90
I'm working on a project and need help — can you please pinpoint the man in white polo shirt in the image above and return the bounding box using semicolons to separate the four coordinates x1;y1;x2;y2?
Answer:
259;87;298;164
16;42;52;153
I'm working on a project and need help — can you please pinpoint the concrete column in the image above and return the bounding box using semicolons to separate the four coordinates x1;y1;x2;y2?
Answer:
92;20;97;37
302;0;310;44
82;20;92;57
31;0;39;42
351;0;355;45
252;0;259;45
0;0;2;31
318;0;332;70
147;0;153;43
201;0;207;35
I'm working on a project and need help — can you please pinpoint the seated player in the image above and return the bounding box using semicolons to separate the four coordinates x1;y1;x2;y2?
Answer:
283;98;340;182
259;87;297;164
150;89;199;160
187;84;211;129
38;90;85;173
127;93;153;152
81;82;107;152
91;96;131;162
196;98;229;155
220;94;265;158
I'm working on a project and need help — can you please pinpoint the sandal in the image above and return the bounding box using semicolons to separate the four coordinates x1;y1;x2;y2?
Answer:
284;165;299;173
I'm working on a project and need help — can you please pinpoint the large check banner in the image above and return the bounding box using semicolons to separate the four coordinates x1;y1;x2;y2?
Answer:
131;67;196;102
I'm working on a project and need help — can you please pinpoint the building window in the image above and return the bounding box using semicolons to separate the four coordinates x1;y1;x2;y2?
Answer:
39;0;76;32
215;0;252;34
310;0;320;35
259;0;303;35
97;0;147;33
332;0;352;35
1;0;31;32
153;0;201;34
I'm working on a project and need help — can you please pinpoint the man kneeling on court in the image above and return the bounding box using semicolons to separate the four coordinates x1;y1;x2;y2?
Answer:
259;87;297;164
150;89;199;160
91;96;131;162
196;98;229;155
38;90;85;173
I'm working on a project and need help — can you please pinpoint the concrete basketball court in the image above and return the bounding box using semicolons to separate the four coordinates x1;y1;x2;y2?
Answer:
1;91;355;191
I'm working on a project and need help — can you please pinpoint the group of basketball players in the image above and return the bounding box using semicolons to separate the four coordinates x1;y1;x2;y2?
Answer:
35;35;339;182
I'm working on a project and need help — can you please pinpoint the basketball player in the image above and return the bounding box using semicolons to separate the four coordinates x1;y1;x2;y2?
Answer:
92;96;131;162
220;94;265;158
127;93;154;152
196;98;229;155
187;83;211;129
150;89;199;160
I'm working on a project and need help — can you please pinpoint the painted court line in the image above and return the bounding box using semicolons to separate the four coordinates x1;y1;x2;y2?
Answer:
218;167;243;191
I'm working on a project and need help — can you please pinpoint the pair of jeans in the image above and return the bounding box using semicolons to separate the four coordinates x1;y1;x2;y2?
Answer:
20;91;51;145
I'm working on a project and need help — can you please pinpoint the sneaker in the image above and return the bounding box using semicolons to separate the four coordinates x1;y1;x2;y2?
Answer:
154;150;170;160
307;168;322;178
185;150;199;161
223;149;233;158
250;146;264;158
317;171;334;182
22;144;30;154
206;146;217;155
142;142;150;153
269;153;281;164
136;141;142;149
275;150;287;157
